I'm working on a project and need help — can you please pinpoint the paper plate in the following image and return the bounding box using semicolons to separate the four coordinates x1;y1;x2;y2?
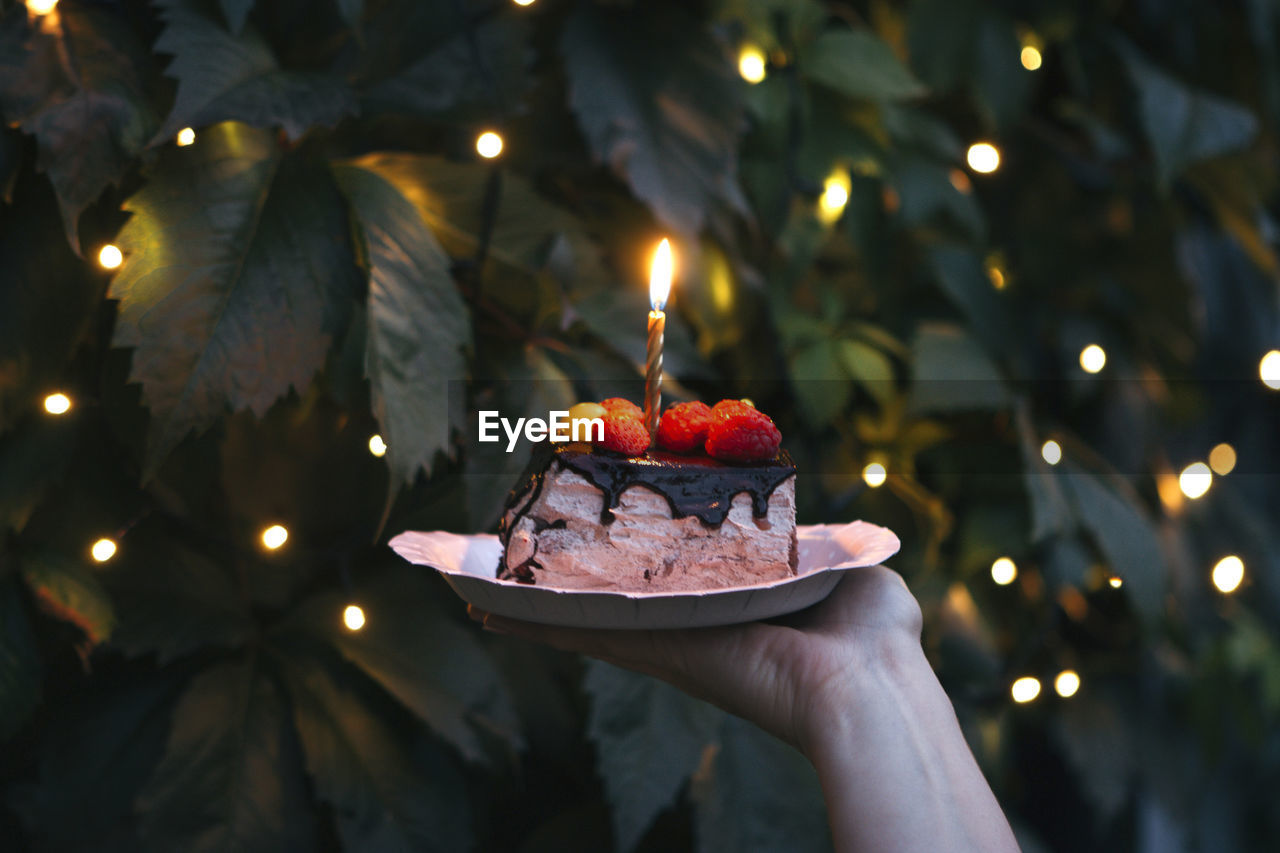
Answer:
388;520;900;630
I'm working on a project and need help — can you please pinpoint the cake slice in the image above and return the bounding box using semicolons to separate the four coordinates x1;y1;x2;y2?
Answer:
497;444;797;592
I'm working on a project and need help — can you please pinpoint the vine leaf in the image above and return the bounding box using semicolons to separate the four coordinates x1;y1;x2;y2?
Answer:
802;29;926;102
219;0;255;34
0;3;158;249
137;657;317;852
584;661;724;853
109;122;359;478
333;158;471;486
153;0;357;144
561;3;747;236
20;552;116;649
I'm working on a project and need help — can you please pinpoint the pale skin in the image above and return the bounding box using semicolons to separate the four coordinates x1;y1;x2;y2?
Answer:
470;566;1021;853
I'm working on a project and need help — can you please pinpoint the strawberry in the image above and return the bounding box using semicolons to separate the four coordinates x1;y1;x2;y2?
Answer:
705;406;781;462
600;397;643;420
599;413;650;455
656;401;713;453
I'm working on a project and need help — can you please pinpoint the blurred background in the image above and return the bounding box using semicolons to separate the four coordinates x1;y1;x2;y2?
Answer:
2;0;1279;850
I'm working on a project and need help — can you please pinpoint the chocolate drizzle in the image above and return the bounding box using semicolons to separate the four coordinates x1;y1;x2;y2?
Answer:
497;444;796;579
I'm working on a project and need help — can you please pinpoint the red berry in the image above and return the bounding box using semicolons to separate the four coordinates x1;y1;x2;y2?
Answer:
599;413;650;456
705;407;782;462
656;401;713;453
710;398;756;421
600;397;643;420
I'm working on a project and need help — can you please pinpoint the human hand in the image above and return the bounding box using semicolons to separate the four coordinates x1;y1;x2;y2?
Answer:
468;564;923;758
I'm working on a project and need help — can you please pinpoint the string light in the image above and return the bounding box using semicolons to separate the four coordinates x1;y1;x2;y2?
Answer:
1011;676;1041;703
818;169;851;223
991;557;1018;585
476;131;504;159
986;263;1006;290
176;127;196;146
862;462;887;488
26;0;58;15
513;0;536;6
1020;46;1043;71
1178;462;1212;499
260;524;289;550
1079;344;1106;374
948;168;972;194
738;46;767;84
43;393;72;415
98;244;123;270
1108;575;1123;588
1208;443;1236;476
1260;350;1280;390
1211;555;1244;594
966;142;1001;174
1041;440;1062;465
368;434;387;457
1054;670;1080;698
90;538;117;563
343;604;367;631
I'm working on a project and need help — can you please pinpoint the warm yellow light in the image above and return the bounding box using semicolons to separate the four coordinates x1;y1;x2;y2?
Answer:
261;524;289;550
1260;350;1280;389
966;142;1001;174
90;538;117;563
1011;676;1041;703
649;238;673;310
1178;462;1212;500
991;557;1018;585
513;0;536;5
476;131;504;159
176;127;196;146
98;244;123;269
1020;46;1043;71
1108;575;1123;589
26;0;58;15
1041;440;1062;466
1079;344;1106;374
738;46;767;84
948;168;972;194
368;434;387;457
1211;555;1245;594
1208;443;1236;476
343;604;367;631
987;265;1006;290
43;393;72;415
1054;670;1080;698
862;462;887;488
818;170;851;223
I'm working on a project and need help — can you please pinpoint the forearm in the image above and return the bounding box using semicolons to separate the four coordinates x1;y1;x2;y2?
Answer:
803;638;1019;853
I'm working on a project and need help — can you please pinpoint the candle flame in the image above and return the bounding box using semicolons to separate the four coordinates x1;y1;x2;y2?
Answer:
649;238;673;311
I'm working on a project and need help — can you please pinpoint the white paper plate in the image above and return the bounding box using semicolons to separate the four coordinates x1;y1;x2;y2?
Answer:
388;520;900;630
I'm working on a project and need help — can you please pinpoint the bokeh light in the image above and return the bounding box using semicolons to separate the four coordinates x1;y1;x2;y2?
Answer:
261;524;289;550
26;0;58;15
90;538;117;563
966;142;1001;174
1011;676;1042;703
176;127;196;146
369;434;387;457
991;557;1018;585
738;46;767;84
818;170;850;223
98;244;123;269
1041;440;1062;465
1054;670;1080;698
1020;46;1043;70
476;131;504;159
1079;344;1106;374
1260;350;1280;389
862;462;887;488
343;604;367;631
1208;443;1236;476
43;393;72;415
1178;462;1212;499
1212;555;1245;594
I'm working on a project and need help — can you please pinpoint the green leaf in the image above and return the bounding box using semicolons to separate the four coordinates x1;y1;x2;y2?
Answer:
971;16;1031;131
219;0;255;34
802;29;926;102
838;339;896;407
20;552;116;647
109;122;359;477
789;339;852;426
924;246;1013;355
0;3;159;249
584;661;724;853
907;322;1009;413
279;652;472;852
0;578;41;740
561;3;747;236
888;154;985;241
0;418;77;532
1116;39;1259;187
1059;463;1167;623
138;657;315;851
153;0;357;144
1015;403;1071;544
289;563;521;763
692;715;832;853
333;159;471;485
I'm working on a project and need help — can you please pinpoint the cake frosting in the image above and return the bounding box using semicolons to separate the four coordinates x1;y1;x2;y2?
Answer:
497;444;797;592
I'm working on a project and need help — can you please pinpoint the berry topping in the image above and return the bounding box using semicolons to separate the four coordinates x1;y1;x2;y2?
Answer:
600;397;643;420
705;406;781;462
656;401;713;453
710;398;756;421
599;413;651;456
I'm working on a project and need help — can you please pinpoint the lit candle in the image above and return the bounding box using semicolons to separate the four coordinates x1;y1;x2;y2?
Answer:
644;239;673;438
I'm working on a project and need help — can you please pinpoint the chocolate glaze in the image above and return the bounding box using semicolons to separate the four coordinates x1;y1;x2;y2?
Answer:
497;443;796;579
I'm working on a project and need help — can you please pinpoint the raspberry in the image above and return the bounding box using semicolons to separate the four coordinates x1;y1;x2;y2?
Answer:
705;407;781;462
710;398;756;422
600;397;643;420
599;413;650;455
656;401;713;453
